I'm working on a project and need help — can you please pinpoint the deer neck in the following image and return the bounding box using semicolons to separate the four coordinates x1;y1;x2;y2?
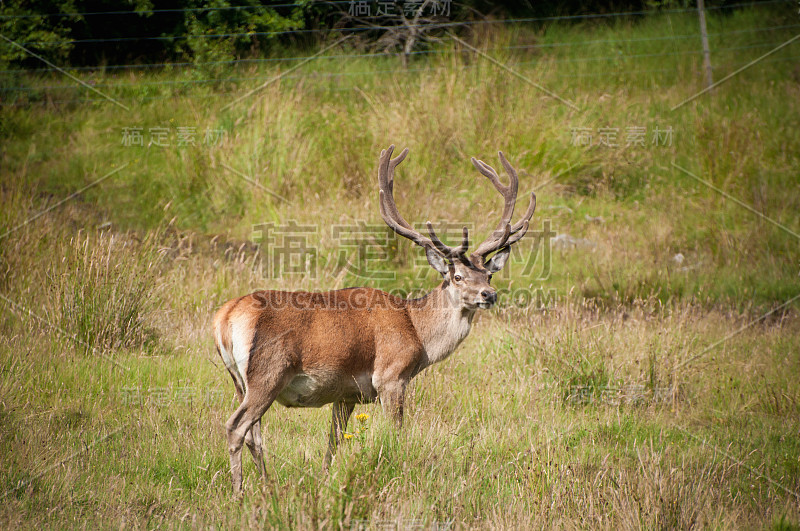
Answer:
407;283;476;369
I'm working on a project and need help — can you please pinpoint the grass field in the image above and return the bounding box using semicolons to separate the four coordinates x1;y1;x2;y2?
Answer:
1;3;800;528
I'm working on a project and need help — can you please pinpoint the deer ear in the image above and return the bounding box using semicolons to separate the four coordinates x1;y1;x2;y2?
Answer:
485;247;511;273
425;246;449;276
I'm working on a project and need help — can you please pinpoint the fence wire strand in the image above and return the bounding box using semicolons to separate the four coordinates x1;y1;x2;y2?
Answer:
2;1;795;106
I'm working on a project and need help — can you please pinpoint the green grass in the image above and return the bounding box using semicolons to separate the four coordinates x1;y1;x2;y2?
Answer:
1;4;800;528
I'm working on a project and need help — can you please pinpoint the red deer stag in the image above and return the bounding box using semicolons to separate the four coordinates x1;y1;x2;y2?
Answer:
213;145;536;495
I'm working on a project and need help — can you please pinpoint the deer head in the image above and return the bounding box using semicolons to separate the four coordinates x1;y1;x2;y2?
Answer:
377;145;537;311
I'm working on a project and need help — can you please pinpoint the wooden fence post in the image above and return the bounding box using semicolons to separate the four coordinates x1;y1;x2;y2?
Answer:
697;0;714;90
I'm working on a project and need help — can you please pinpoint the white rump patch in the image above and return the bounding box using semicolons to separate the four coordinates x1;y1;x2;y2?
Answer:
218;317;254;394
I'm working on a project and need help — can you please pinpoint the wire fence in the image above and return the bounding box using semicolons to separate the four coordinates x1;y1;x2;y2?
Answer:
5;21;799;76
0;1;352;19
23;54;798;107
1;1;796;106
3;38;794;94
0;0;785;22
8;1;793;47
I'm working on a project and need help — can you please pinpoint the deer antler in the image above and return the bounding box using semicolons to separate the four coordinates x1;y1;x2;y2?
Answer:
469;152;536;263
378;146;535;267
378;145;470;264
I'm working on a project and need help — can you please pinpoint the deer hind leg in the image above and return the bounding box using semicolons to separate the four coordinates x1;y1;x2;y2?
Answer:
226;373;266;478
226;375;287;496
245;420;266;479
323;401;355;471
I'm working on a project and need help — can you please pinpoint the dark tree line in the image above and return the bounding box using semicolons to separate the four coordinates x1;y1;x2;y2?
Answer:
0;0;745;69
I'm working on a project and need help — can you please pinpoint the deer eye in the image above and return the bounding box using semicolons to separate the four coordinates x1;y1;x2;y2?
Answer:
454;274;463;282
488;274;493;282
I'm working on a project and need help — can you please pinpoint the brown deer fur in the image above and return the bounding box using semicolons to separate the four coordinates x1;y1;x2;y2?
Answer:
213;146;536;495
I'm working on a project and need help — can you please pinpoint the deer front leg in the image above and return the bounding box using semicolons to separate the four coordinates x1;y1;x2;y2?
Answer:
323;401;355;471
379;380;407;429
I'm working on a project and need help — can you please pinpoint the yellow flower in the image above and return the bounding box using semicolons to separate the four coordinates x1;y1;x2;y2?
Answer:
343;433;354;440
356;413;370;422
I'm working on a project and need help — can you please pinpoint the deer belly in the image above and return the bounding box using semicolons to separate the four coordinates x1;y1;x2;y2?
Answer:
276;372;377;408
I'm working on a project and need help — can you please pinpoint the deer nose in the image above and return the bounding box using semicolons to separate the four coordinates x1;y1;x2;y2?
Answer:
481;290;497;304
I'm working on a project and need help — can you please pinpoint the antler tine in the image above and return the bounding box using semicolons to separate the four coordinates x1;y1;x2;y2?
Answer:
494;151;519;229
378;145;412;229
471;157;517;233
493;194;536;249
505;221;529;247
498;151;519;187
472;153;517;228
379;190;426;246
378;145;432;249
509;192;536;235
378;146;471;264
469;152;517;258
379;147;536;266
470;153;535;261
426;223;470;264
384;146;408;187
471;157;505;193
